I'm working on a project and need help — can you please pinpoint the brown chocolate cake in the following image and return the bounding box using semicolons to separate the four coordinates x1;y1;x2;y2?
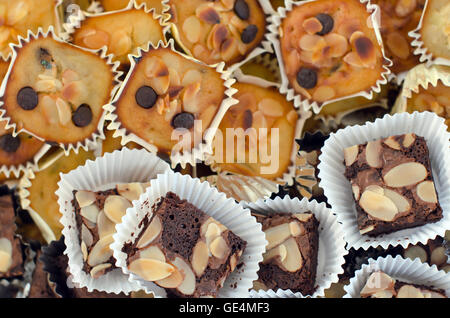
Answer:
344;133;443;236
124;192;247;298
253;212;319;295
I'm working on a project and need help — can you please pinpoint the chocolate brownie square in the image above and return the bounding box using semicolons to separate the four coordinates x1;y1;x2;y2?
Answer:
344;133;443;236
124;192;247;298
253;212;319;295
72;183;148;278
0;191;23;279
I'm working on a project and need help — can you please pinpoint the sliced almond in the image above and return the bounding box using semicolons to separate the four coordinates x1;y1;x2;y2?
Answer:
229;254;238;271
81;224;94;247
264;223;291;250
0;238;12;273
397;285;424;298
302;17;322;35
383;162;427;188
156;266;184;289
386;32;410;60
289;221;304;237
404;245;428;263
263;244;287;263
359;225;375;235
87;234;114;267
209;236;229;260
279;238;303;272
90;263;112;279
110;30;132;56
196;4;220;24
116;183;144;202
293;213;312;222
383;189;410;213
359;189;399;222
365;140;382;168
344;145;358;166
204;222;222;248
139;245;166;262
430;247;447;266
104;195;132;224
352;185;360;200
253;280;269;292
182;82;201;113
172;258;196;295
372;290;394;298
365;185;384;195
191;240;209;276
55;98;72;126
324;33;349;58
75;190;96;208
383;137;401;150
312;86;336;102
182;69;202;87
258;98;284;117
97;210;116;239
360;271;396;297
402;133;415;148
220;37;238;61
128;258;175;281
182;16;202;43
81;241;88;262
136;216;162;249
80;204;100;224
395;0;417;17
80;28;110;49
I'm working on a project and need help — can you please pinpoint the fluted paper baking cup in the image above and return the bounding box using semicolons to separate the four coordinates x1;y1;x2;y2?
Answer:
104;38;238;169
244;196;347;298
0;27;122;155
318;111;450;250
392;64;450;114
409;0;450;67
112;171;267;298
204;69;312;203
268;0;392;114
60;0;171;60
343;255;450;298
55;148;170;294
169;0;275;72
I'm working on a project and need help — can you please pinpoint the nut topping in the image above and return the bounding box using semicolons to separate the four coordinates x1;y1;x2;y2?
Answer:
293;213;312;222
344;145;358;166
383;137;401;150
383;162;427;188
128;258;175;281
182;69;202;87
263;244;287;263
156;266;184;289
55;98;72;126
397;285;424;298
75;190;96;208
359;189;399;222
365;140;382;168
395;0;417;18
81;241;88;261
0;238;12;273
312;86;336;102
360;271;396;298
196;5;220;24
258;98;284;117
279;238;303;272
97;211;116;239
171;258;196;295
191;240;209;276
90;263;112;279
136;216;162;249
402;133;415;148
110;30;132;56
302;17;323;35
264;223;291;250
182;82;201;114
139;245;166;262
352;185;360;200
416;181;438;203
104;195;132;224
289;221;304;237
116;183;144;202
81;224;94;247
386;32;409;60
80;204;100;224
87;234;114;267
383;188;410;213
183;16;202;43
209;236;229;260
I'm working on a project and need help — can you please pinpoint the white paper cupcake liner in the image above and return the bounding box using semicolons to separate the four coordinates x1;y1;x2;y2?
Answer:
268;0;392;114
60;0;171;52
243;196;347;298
409;0;450;67
203;69;312;202
55;148;171;294
0;27;122;156
318;111;450;251
111;171;267;298
104;38;238;169
392;64;450;114
168;0;275;73
343;255;450;298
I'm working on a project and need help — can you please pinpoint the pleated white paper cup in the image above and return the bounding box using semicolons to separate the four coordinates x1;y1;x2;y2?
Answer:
112;171;267;298
243;196;347;298
344;255;450;298
55;148;171;294
318;111;450;251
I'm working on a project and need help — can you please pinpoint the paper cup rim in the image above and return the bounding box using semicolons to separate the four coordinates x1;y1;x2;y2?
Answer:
55;148;171;294
0;26;123;155
104;38;239;169
243;195;348;298
268;0;393;114
112;171;267;298
318;111;450;250
408;0;450;68
343;254;450;298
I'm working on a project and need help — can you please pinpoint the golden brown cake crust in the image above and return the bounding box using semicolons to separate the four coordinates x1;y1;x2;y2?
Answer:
169;0;266;66
1;36;115;145
280;0;386;104
114;47;226;153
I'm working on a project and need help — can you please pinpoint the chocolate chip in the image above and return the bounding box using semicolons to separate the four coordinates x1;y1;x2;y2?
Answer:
72;104;93;127
241;24;258;44
135;86;158;109
0;134;20;153
296;67;318;89
17;87;38;110
171;112;195;129
316;13;334;36
234;0;250;20
243;109;253;130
